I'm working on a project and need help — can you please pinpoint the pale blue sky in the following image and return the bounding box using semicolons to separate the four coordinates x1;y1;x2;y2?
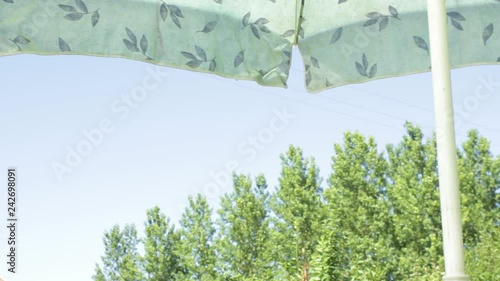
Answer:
0;50;499;281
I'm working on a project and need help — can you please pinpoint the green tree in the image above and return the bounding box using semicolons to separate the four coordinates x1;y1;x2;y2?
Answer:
458;130;500;245
177;194;217;280
143;206;185;280
465;226;500;280
459;130;500;280
216;173;272;280
92;124;500;281
93;224;144;281
386;124;443;280
270;146;324;280
313;131;393;280
309;228;348;281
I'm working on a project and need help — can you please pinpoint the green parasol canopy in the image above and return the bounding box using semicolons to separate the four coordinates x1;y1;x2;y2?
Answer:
0;0;297;87
300;1;500;92
1;0;499;92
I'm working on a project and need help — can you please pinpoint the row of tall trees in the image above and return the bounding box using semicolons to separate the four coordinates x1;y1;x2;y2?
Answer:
93;123;499;280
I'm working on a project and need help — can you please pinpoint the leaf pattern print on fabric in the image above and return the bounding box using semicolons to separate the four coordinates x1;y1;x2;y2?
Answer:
10;35;30;51
59;0;100;27
325;79;333;87
234;50;244;68
447;12;466;31
182;45;216;71
282;50;291;69
198;21;217;33
160;1;183;28
281;29;295;38
276;50;291;75
355;53;377;78
413;36;429;55
330;28;343;44
364;6;400;31
3;0;499;92
58;38;71;52
123;28;152;60
304;56;319;86
310;57;320;68
0;0;295;89
241;12;271;39
279;28;303;41
483;23;494;46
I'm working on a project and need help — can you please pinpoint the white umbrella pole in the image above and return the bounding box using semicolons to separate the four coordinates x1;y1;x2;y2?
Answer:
426;1;470;280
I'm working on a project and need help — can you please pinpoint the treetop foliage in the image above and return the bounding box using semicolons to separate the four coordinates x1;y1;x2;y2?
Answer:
94;123;499;281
